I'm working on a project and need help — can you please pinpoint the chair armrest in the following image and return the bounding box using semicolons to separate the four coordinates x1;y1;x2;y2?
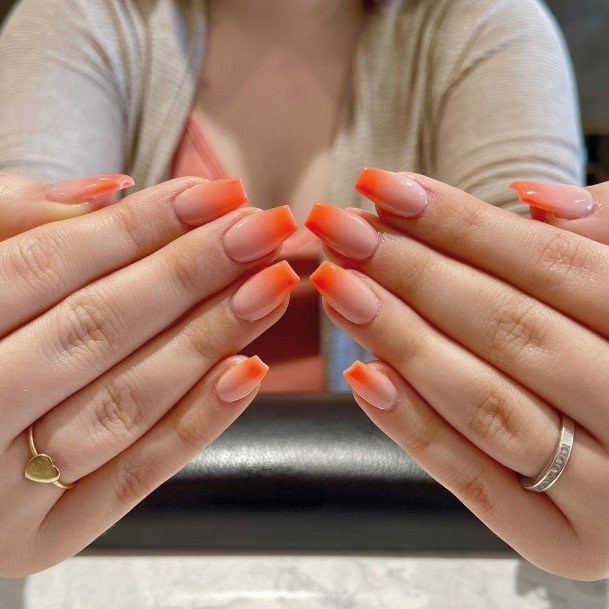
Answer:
91;393;511;553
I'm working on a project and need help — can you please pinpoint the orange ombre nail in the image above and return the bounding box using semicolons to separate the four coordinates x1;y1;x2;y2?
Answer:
173;177;247;226
310;261;379;325
231;260;300;321
343;361;398;411
509;181;595;220
215;356;269;403
45;174;135;204
223;205;298;263
355;167;428;217
305;203;379;260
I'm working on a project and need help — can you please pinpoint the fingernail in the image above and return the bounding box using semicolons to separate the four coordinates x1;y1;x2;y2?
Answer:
509;182;595;220
310;261;379;325
223;206;298;263
529;205;548;222
46;174;135;204
305;203;379;260
355;167;428;218
173;177;247;226
216;356;269;403
343;361;398;411
231;260;300;322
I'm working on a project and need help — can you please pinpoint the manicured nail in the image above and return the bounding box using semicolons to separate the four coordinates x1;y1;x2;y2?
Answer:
231;260;300;321
305;203;379;260
343;361;398;411
355;167;428;218
173;177;247;226
46;174;135;204
310;261;379;325
216;356;269;403
509;182;595;220
223;206;298;263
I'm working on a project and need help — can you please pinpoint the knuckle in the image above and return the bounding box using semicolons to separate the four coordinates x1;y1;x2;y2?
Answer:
402;421;440;456
112;456;157;508
534;230;600;290
113;203;157;256
2;232;68;299
90;378;146;441
166;247;208;300
391;322;428;370
486;298;546;363
443;199;487;249
392;245;437;297
463;385;519;453
173;409;214;452
451;469;496;518
54;292;120;363
397;405;440;456
184;317;226;364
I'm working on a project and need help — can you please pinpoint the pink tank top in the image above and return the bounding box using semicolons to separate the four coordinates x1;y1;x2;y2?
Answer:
171;113;324;392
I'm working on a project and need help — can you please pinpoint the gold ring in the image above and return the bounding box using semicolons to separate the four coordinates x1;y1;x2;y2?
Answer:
24;425;75;489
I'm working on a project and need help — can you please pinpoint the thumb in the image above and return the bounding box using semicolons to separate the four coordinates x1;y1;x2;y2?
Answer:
509;181;609;246
0;172;134;241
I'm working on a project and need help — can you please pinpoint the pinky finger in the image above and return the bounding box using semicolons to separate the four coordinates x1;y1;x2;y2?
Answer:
33;355;267;572
343;360;588;579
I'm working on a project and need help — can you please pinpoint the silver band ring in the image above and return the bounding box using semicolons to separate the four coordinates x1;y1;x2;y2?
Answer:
519;414;574;493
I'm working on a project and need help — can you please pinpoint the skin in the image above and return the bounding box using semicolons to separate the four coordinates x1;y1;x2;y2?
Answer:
314;174;609;581
197;0;365;223
0;174;296;577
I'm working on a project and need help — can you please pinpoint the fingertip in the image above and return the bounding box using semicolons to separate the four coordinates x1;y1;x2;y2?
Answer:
215;355;269;403
343;360;398;411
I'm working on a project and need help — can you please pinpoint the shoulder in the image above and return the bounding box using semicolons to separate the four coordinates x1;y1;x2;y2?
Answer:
391;0;558;31
399;0;564;53
3;0;203;47
387;0;569;95
388;0;564;53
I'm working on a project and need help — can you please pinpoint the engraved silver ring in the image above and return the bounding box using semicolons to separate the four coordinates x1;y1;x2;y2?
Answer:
519;414;575;493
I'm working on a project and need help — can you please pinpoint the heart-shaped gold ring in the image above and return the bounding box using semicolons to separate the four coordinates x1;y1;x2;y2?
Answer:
24;425;75;490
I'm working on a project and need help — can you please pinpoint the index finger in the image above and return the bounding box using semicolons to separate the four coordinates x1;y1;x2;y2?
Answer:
355;168;609;336
0;176;247;337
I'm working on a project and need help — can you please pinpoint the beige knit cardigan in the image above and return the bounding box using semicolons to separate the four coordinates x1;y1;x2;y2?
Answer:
0;0;584;388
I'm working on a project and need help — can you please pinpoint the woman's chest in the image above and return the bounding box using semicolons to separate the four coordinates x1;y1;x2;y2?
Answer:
193;30;355;221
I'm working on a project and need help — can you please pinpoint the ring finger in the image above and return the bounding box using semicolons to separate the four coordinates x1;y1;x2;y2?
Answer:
6;261;299;513
310;262;609;511
341;361;597;580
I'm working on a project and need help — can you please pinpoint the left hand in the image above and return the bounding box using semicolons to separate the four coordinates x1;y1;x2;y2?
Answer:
305;168;609;580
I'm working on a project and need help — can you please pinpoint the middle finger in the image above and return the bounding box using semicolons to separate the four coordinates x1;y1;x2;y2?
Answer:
0;206;297;445
306;204;609;442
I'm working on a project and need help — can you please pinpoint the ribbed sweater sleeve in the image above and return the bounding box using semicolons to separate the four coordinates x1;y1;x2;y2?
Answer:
0;0;130;182
429;0;585;211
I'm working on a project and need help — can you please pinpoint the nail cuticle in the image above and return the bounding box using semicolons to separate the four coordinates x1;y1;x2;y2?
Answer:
223;206;298;264
310;261;380;326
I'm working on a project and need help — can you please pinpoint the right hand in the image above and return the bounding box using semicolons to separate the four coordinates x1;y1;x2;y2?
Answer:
0;173;299;577
511;180;609;245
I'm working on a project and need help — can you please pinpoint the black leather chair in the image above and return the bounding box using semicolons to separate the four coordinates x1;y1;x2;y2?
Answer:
93;393;509;553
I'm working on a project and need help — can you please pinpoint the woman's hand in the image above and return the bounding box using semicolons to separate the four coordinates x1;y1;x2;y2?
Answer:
0;172;136;240
510;180;609;246
0;174;298;577
306;168;609;580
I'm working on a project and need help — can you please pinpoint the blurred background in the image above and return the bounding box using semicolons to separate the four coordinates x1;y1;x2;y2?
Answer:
1;0;608;183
